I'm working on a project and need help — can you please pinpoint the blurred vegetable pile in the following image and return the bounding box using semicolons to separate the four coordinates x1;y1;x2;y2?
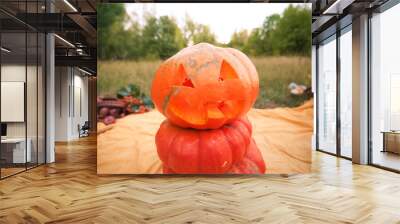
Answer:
97;84;154;125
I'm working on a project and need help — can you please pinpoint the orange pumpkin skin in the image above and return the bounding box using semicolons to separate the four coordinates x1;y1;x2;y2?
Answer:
151;43;259;129
229;139;266;174
155;117;252;174
163;139;266;174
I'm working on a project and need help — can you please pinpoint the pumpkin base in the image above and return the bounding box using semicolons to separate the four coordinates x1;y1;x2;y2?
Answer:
162;139;266;174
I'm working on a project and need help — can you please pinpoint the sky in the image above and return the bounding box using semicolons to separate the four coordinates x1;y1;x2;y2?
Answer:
125;3;308;44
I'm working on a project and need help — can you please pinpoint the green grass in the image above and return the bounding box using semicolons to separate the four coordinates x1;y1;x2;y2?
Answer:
98;56;311;108
252;56;311;108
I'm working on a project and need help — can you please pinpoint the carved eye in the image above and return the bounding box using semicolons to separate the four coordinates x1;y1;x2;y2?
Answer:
182;78;194;88
178;64;194;88
219;60;238;82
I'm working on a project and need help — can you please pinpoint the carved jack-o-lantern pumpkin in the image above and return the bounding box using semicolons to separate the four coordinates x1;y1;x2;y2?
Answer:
151;43;259;129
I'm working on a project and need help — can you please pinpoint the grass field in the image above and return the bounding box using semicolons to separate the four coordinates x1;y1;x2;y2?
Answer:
98;56;311;108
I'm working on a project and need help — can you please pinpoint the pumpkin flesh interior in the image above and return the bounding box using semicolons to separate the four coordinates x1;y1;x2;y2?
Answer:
166;82;248;126
165;86;207;126
163;60;249;128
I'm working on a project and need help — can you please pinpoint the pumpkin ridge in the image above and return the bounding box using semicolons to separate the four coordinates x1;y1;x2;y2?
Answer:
235;117;252;135
217;129;233;172
197;129;231;173
210;129;233;172
195;131;201;172
164;124;180;168
221;125;246;165
230;119;251;147
167;133;182;173
168;130;199;173
198;131;205;173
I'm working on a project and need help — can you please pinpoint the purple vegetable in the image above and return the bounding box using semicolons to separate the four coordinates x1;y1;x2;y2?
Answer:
99;107;109;118
103;115;116;125
109;108;120;117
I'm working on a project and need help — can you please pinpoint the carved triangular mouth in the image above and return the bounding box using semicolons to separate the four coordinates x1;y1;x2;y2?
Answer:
163;60;245;128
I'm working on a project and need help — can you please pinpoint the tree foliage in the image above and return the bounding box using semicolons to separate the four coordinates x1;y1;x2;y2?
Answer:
228;30;249;53
228;5;311;56
98;3;126;59
184;16;216;45
273;5;311;55
98;4;311;60
141;15;186;59
157;16;186;59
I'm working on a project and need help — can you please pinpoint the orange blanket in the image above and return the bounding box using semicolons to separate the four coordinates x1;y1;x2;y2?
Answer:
97;100;313;174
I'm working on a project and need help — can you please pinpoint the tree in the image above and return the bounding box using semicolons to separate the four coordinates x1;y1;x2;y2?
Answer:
192;24;216;44
247;28;264;56
125;22;143;59
228;30;249;53
142;15;186;59
142;14;160;59
98;4;311;60
273;5;311;55
183;15;196;46
244;5;311;56
157;16;186;59
97;4;126;59
184;16;216;45
260;14;280;55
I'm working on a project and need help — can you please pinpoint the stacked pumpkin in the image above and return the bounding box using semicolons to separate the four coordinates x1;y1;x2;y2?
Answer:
151;43;266;174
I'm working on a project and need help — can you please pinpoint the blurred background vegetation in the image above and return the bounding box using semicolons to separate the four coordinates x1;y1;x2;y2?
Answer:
98;4;312;108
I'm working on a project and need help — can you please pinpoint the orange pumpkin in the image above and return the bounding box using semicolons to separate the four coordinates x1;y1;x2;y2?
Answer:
162;139;266;174
151;43;259;129
155;117;253;174
229;139;266;174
